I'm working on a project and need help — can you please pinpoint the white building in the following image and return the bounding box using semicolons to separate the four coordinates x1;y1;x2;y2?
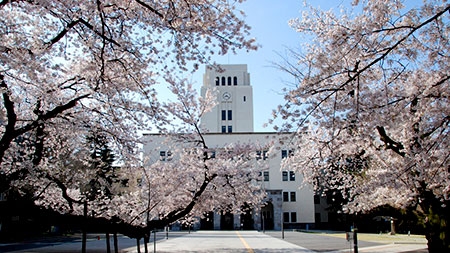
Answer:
142;64;315;230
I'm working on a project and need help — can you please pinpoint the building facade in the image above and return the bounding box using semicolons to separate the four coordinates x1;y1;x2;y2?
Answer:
142;64;315;230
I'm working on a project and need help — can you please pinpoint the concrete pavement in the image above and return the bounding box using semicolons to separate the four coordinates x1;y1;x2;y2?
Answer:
1;230;428;252
124;230;312;253
124;230;428;253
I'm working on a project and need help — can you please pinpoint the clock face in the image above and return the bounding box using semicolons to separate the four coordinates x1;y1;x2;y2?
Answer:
222;92;231;100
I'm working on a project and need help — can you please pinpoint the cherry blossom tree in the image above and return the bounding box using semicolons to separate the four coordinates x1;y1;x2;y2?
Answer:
276;0;449;251
0;0;260;247
32;79;267;252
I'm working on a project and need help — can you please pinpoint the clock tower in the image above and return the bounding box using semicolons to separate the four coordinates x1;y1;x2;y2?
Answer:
200;64;254;133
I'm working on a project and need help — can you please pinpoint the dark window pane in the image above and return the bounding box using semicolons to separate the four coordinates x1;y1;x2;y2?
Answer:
290;192;296;202
283;192;289;202
291;212;297;223
282;171;288;181
222;110;226;120
289;171;295;181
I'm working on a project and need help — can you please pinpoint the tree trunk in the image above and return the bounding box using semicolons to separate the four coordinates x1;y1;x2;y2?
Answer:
418;187;449;253
136;238;141;253
113;232;119;253
82;201;87;253
143;234;149;253
423;210;449;253
106;232;111;253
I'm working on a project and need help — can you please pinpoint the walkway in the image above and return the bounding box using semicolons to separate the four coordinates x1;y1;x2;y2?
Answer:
124;230;428;253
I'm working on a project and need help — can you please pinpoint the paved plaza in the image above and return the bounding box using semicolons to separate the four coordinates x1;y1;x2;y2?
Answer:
124;230;428;253
1;230;428;253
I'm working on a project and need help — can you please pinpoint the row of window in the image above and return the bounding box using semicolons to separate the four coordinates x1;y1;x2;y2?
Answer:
283;191;296;202
158;150;295;164
260;171;295;182
283;212;297;223
221;110;232;121
216;76;238;86
221;125;232;133
282;171;295;181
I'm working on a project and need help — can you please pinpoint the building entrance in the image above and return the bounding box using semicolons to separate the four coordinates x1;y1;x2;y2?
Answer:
220;212;234;230
240;208;254;230
200;212;214;230
261;202;274;230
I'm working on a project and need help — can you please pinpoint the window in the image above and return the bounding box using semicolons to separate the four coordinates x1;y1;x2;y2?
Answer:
256;150;268;160
284;212;297;223
290;192;296;202
290;212;297;223
263;171;269;181
227;110;232;120
221;76;226;86
243;96;246;102
281;149;294;159
228;125;232;133
289;171;295;181
283;191;296;202
160;150;172;161
283;212;290;223
256;151;262;160
221;110;226;120
221;126;226;133
215;77;220;86
283;192;289;202
233;76;237;85
282;171;288;181
256;150;269;160
227;76;232;86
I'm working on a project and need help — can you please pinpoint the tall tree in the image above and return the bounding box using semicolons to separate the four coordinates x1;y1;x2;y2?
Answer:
0;0;260;245
0;0;256;175
276;0;449;252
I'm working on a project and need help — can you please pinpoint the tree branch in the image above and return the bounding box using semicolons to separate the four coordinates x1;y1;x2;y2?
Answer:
0;74;18;164
376;126;406;157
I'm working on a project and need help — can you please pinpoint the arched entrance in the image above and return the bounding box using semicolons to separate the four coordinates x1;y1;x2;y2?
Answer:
240;204;254;230
220;212;234;230
261;202;274;230
200;212;214;230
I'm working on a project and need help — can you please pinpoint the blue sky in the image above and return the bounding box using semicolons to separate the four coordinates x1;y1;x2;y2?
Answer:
190;0;341;132
158;0;424;133
188;0;424;132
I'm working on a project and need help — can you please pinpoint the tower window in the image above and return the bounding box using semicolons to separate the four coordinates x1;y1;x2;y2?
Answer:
243;96;246;102
228;126;232;133
221;77;226;86
221;126;226;133
227;76;232;86
227;110;232;120
233;76;237;85
215;77;220;86
221;110;226;120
